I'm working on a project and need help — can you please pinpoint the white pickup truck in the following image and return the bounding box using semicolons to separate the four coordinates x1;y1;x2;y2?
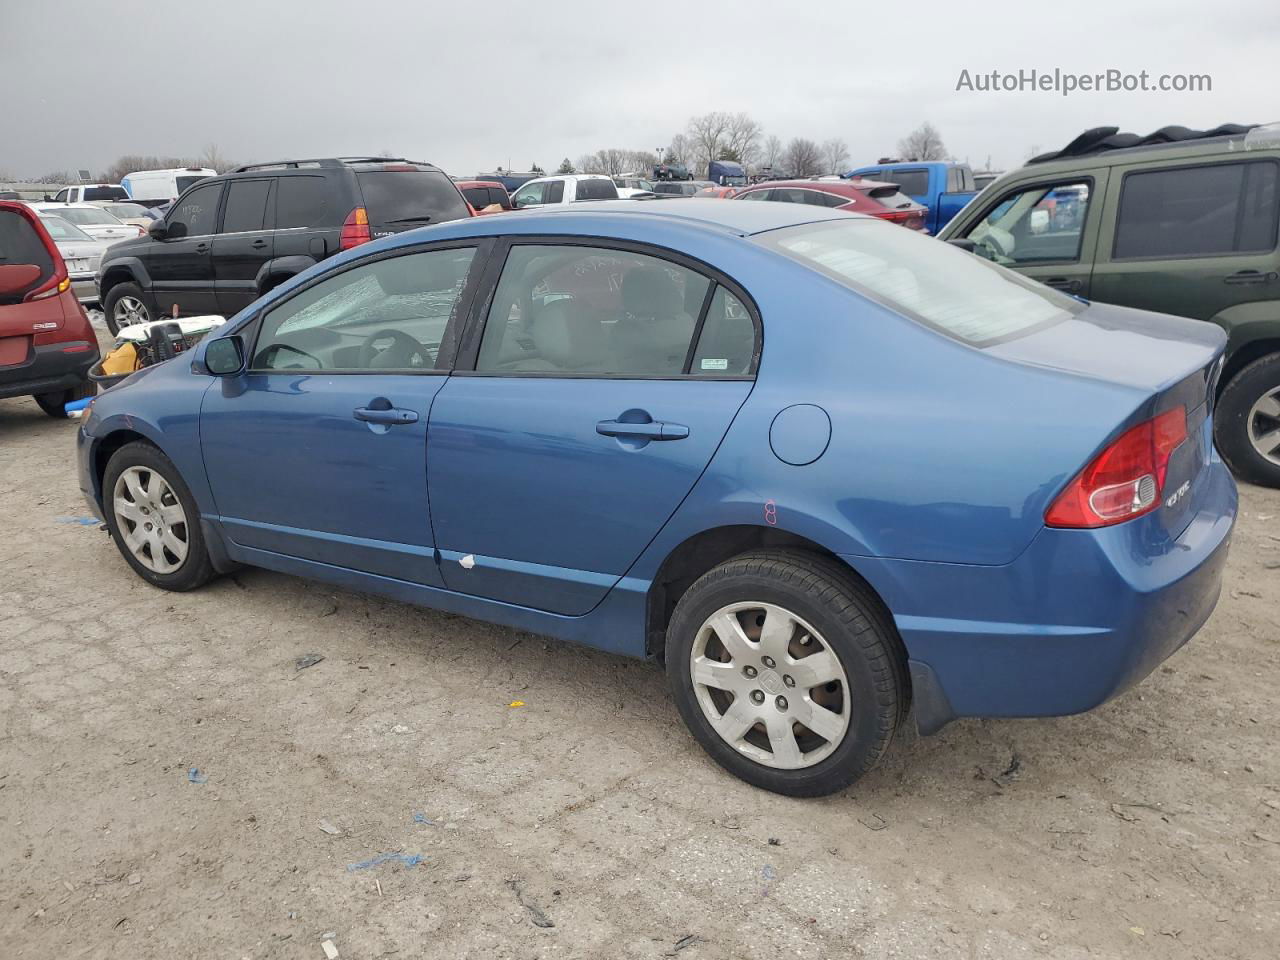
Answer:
510;174;620;208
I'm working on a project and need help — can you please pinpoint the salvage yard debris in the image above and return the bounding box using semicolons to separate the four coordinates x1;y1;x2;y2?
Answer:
507;877;554;928
345;852;425;872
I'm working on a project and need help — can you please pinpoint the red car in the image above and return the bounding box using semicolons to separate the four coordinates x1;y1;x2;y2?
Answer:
734;179;928;230
694;186;740;199
455;180;513;215
0;202;99;417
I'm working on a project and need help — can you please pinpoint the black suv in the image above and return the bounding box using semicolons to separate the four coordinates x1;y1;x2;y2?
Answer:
96;157;471;333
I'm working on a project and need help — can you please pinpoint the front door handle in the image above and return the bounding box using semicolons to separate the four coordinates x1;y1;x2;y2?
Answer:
354;406;418;426
195;242;210;254
596;418;689;441
251;239;268;249
1224;270;1276;285
1043;277;1082;292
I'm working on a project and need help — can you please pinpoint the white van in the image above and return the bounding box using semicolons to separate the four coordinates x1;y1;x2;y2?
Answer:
120;167;217;205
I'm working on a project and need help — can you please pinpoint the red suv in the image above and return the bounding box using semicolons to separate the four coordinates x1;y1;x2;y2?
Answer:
734;179;928;230
0;202;99;417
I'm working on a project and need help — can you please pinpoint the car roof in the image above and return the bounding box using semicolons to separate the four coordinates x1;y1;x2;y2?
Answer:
493;197;857;236
523;174;612;184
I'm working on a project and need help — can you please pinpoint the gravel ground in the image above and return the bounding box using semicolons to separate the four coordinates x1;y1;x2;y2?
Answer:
1;368;1278;959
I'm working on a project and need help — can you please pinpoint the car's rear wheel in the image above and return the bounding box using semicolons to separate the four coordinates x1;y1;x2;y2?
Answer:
103;441;214;591
1215;353;1280;488
665;551;906;797
34;380;95;419
103;282;153;335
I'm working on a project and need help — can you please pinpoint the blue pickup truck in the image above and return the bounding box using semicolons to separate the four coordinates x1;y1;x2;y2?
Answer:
843;161;980;233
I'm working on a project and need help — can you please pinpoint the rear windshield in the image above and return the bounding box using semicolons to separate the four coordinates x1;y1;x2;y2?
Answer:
356;170;469;225
885;169;929;195
0;209;54;302
40;216;94;242
759;219;1081;346
575;178;619;201
52;207;122;226
84;186;127;201
105;202;148;218
863;188;918;210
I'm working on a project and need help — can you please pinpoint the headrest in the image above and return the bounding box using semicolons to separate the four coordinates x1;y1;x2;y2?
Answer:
532;298;606;370
622;265;682;318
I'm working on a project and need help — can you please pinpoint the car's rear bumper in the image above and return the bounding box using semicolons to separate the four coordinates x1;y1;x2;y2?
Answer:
0;339;100;400
847;458;1238;733
70;274;99;304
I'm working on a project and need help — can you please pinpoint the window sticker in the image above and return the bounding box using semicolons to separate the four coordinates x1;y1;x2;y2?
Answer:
701;358;729;371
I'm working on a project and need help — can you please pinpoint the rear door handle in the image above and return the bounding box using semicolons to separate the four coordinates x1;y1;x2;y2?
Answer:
195;242;210;254
1043;277;1082;292
1224;270;1276;285
354;406;419;425
596;419;689;440
251;239;268;249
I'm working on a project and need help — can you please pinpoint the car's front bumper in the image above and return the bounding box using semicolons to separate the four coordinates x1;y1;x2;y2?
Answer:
849;458;1238;733
0;339;100;401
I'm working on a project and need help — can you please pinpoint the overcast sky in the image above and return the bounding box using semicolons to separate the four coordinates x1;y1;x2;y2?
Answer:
2;0;1276;180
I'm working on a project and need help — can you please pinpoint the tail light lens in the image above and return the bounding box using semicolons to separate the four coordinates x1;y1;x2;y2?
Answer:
340;206;372;250
1045;407;1188;528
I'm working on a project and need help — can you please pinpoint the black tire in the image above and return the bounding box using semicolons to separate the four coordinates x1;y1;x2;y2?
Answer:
665;550;907;797
34;380;95;419
102;441;215;591
1215;353;1280;488
103;281;154;335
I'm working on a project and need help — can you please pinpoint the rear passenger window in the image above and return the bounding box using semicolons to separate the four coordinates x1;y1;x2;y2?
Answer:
576;179;618;200
546;181;565;203
220;179;271;233
275;176;329;229
692;287;756;375
892;170;930;195
475;245;716;377
1114;161;1280;259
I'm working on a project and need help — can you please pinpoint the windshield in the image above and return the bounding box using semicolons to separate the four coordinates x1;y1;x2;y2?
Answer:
49;206;123;227
759;219;1081;346
39;216;94;242
356;170;469;225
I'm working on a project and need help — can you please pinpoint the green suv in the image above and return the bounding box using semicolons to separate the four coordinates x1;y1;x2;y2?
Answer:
940;124;1280;486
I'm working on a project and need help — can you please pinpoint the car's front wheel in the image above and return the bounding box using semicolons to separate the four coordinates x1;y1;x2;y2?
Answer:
1215;353;1280;487
665;551;906;797
103;441;214;591
103;282;153;335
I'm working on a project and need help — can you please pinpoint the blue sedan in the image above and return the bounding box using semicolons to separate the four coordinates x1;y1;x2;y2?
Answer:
77;199;1237;796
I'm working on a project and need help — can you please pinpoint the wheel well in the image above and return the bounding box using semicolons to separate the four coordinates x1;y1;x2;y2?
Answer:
93;430;151;500
97;267;138;302
258;272;294;295
644;525;889;661
1221;338;1280;395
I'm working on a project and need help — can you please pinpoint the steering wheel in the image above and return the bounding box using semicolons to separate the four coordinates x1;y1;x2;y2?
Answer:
262;342;321;368
356;328;430;369
977;232;1011;264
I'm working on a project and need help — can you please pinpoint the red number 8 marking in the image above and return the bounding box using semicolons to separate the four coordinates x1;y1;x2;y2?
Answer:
763;499;777;525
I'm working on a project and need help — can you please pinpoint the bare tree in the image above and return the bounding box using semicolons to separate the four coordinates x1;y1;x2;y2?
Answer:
724;112;763;167
896;122;948;161
34;170;74;184
761;134;783;172
821;138;850;175
577;153;602;174
784;137;823;177
200;142;237;173
627;150;657;175
588;148;629;177
686;112;733;177
666;133;692;166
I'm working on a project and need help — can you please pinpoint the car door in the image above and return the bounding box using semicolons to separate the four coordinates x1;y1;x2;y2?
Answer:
952;173;1108;297
149;180;224;316
426;239;759;616
212;178;274;316
199;242;489;585
1089;158;1280;320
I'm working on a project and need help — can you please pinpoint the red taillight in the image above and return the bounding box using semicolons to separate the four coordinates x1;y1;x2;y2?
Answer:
875;209;923;228
340;207;372;250
1045;407;1188;528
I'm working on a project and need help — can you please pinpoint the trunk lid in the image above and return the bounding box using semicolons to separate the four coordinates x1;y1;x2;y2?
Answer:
988;301;1225;540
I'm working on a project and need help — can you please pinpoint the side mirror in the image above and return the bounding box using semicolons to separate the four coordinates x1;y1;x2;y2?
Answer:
946;237;978;253
204;336;245;376
147;219;168;240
